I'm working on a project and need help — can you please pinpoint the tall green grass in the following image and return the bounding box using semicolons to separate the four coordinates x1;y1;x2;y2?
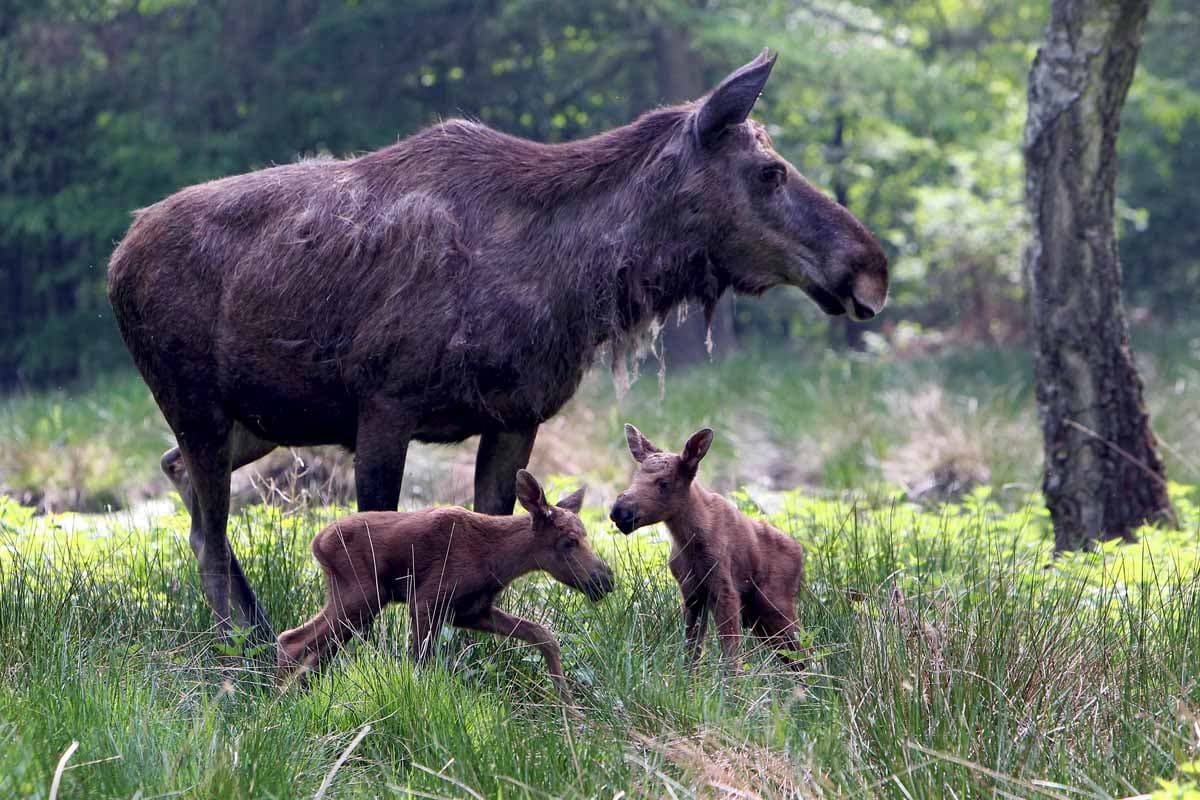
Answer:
2;488;1198;798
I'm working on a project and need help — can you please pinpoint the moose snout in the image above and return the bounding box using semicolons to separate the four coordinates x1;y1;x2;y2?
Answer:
844;248;889;322
609;499;638;535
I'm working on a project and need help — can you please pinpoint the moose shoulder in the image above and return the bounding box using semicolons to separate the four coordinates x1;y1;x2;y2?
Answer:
107;49;887;636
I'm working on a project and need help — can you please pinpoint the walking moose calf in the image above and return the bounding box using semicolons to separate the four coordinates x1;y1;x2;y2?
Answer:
278;471;613;703
610;425;806;670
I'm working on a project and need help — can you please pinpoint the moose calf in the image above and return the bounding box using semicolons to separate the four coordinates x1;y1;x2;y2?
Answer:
278;470;614;702
610;425;805;669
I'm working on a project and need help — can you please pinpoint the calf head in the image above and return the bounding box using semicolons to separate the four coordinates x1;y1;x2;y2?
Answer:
610;424;714;534
515;470;614;601
671;49;889;320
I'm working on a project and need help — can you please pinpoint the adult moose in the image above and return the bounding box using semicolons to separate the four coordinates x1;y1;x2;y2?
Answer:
108;49;888;638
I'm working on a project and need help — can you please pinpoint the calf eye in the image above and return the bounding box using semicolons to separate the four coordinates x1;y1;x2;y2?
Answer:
557;537;578;552
760;164;786;187
657;479;671;494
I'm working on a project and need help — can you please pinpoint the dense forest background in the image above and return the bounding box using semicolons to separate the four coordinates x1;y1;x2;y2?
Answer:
2;0;1197;388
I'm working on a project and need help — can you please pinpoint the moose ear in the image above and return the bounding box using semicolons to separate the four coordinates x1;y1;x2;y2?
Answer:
515;469;549;517
694;48;777;148
555;486;586;514
680;428;714;474
625;423;661;463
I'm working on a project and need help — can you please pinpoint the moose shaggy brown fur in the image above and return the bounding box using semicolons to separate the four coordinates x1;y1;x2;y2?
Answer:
278;471;612;702
610;425;805;668
107;49;885;637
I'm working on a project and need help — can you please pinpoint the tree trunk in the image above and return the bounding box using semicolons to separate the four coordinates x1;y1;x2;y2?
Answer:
826;110;866;351
652;22;737;367
1023;0;1173;551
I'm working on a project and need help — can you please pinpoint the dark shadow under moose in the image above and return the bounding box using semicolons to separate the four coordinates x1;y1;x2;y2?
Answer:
610;425;807;670
107;48;886;639
278;470;613;705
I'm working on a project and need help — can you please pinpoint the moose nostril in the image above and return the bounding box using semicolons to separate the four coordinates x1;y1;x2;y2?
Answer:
851;298;876;321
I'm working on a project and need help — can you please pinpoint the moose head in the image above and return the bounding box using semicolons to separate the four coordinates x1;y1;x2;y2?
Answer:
668;49;889;320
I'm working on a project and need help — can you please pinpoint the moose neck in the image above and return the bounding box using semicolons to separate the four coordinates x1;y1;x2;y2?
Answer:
663;482;719;546
480;515;544;586
510;109;727;341
395;107;726;350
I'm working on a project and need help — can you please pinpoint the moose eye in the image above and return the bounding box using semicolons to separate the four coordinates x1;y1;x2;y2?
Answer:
657;479;671;494
760;164;786;188
557;537;578;553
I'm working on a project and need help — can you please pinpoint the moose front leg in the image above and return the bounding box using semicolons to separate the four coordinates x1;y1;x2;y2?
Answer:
463;607;573;705
683;595;709;664
355;398;414;512
714;583;743;671
473;426;538;515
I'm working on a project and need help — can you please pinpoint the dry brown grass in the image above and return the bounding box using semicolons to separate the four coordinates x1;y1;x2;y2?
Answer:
630;727;833;799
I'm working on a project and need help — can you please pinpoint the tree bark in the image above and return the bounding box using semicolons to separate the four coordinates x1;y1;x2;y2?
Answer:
826;110;866;351
1023;0;1173;551
652;22;737;367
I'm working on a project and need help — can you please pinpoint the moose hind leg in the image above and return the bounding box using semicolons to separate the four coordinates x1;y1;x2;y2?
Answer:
172;424;277;640
162;422;277;511
278;588;379;680
175;424;238;631
473;427;538;515
180;422;280;639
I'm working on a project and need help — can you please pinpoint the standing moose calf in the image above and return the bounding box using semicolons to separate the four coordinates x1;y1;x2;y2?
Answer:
278;471;613;703
610;425;806;669
107;48;886;639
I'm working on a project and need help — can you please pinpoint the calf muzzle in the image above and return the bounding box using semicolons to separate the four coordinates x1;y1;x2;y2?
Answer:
609;501;638;535
584;567;616;602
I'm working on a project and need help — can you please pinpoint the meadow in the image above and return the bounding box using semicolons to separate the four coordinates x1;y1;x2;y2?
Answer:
2;333;1200;798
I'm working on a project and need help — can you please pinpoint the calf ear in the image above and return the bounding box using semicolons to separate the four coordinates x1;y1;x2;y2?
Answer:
694;48;776;149
515;470;550;517
680;428;714;475
625;423;660;463
555;486;586;514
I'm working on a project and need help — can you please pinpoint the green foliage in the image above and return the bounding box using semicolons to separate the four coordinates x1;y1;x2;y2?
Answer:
1;483;1198;797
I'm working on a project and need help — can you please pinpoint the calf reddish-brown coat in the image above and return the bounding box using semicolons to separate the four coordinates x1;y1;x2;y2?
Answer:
610;425;806;667
278;471;612;702
107;49;885;637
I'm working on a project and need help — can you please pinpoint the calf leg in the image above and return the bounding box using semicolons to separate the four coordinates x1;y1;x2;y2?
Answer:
473;427;537;515
754;606;806;671
277;584;380;679
461;608;573;704
682;595;709;664
714;582;743;669
409;596;451;666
